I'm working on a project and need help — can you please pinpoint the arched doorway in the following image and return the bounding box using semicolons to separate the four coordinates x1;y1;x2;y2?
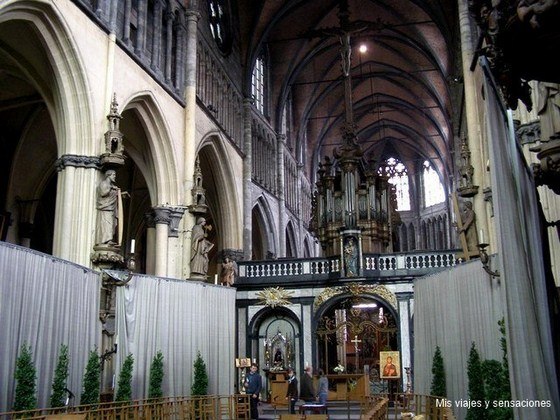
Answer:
315;291;399;382
248;307;301;404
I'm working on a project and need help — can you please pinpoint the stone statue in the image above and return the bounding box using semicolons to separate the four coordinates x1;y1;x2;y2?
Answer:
190;217;214;277
458;201;478;253
220;257;237;286
95;169;119;246
537;82;560;141
343;236;358;276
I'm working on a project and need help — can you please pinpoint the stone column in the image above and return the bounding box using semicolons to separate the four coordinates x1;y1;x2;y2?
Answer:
398;296;412;392
182;5;200;278
145;211;156;275
458;0;489;244
277;134;287;256
243;99;253;259
153;206;171;277
164;9;174;84
123;0;132;46
135;0;147;57
151;0;163;72
53;155;99;267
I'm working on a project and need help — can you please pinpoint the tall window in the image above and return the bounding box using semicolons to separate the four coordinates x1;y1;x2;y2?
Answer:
208;0;232;54
379;157;410;211
252;56;265;113
423;160;445;206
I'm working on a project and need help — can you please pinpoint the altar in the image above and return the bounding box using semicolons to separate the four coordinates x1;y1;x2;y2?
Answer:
326;374;370;401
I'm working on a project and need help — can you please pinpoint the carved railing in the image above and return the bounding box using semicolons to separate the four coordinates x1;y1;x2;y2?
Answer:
0;394;250;420
237;250;460;285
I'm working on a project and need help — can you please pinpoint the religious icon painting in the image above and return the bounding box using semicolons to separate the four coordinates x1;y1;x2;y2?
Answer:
379;350;401;379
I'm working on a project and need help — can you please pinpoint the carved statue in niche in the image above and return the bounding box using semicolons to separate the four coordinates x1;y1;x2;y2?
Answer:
267;331;292;370
343;236;358;277
537;82;560;141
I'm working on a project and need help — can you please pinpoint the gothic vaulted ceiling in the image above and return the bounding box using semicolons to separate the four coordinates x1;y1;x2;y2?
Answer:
238;0;461;185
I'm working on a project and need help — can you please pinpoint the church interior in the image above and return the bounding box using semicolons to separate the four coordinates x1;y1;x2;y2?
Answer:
1;0;560;418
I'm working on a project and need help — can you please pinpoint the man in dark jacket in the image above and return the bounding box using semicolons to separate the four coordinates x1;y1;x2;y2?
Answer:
244;363;262;419
286;367;299;414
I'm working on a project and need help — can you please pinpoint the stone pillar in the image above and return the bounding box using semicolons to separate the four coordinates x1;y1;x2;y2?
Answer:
151;0;163;72
123;0;132;46
164;10;174;84
153;207;171;277
145;211;156;275
53;155;99;267
458;0;489;245
182;5;200;278
135;0;147;57
398;296;412;392
175;20;186;91
277;134;287;257
168;207;186;279
243;99;253;259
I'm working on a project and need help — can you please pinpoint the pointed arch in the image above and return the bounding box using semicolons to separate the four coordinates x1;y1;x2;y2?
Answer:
252;196;277;260
0;1;94;155
121;92;181;205
197;133;243;251
285;220;298;258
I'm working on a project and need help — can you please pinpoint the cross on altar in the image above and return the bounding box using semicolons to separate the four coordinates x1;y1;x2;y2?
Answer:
351;335;362;368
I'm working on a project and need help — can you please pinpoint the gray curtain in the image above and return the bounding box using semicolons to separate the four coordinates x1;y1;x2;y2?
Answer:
481;59;560;418
115;275;236;398
413;259;505;420
0;242;101;412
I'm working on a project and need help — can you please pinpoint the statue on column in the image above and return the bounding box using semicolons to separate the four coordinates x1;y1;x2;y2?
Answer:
537;82;560;141
95;169;120;247
457;200;479;257
190;217;214;278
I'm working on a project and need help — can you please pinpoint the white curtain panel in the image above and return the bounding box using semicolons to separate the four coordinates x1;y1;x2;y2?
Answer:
0;242;101;412
413;259;505;419
115;275;236;399
482;60;560;418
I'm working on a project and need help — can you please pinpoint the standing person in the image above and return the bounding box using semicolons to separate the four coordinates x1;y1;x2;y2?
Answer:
316;368;329;405
300;366;315;403
286;367;299;414
244;363;262;419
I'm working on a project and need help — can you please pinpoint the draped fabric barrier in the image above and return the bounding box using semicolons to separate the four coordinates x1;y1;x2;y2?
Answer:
0;242;101;412
481;59;560;418
115;275;236;398
413;259;505;420
0;242;236;411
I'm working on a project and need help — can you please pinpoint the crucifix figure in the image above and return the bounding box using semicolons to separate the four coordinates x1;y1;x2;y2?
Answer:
351;335;362;371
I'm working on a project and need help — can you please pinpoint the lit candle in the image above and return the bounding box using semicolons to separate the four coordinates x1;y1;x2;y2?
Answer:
479;229;485;244
214;274;218;285
130;239;135;254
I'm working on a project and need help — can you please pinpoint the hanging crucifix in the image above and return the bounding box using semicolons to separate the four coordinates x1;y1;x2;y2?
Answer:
351;335;362;371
